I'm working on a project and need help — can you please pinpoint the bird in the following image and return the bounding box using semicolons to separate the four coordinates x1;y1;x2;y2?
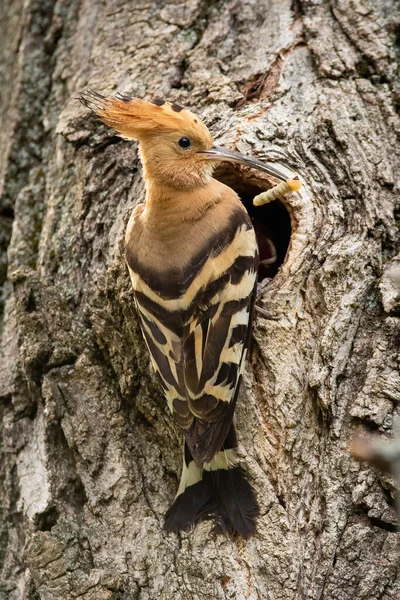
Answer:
80;90;289;538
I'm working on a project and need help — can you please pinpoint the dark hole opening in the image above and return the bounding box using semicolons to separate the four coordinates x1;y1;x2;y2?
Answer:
0;206;14;219
277;494;286;509
35;506;59;531
369;516;397;533
214;166;292;281
26;290;37;313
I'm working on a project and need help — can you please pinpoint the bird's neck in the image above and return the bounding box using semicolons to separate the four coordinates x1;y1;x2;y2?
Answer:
143;177;222;229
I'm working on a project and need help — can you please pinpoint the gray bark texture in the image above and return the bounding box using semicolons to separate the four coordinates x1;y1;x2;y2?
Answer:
1;0;399;598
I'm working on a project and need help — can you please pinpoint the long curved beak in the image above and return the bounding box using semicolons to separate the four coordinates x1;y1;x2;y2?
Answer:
198;145;287;181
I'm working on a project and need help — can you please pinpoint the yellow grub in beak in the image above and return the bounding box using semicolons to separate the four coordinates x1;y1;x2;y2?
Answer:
253;177;302;206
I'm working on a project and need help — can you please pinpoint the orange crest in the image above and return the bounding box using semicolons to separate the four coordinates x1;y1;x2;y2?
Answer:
79;90;213;145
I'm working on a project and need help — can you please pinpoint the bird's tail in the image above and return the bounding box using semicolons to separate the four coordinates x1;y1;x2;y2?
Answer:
163;425;259;538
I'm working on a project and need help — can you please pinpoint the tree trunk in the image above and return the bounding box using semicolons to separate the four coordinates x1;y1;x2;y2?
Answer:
1;0;399;598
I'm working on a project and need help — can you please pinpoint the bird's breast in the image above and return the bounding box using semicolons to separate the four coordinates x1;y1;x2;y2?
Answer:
126;210;257;308
125;181;257;301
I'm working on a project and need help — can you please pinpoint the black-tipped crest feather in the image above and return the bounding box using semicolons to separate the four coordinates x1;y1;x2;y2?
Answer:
78;88;108;111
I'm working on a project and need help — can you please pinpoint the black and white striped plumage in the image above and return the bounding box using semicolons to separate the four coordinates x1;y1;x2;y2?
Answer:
125;189;260;538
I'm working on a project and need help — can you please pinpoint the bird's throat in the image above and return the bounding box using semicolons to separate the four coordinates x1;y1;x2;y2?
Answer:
143;178;222;231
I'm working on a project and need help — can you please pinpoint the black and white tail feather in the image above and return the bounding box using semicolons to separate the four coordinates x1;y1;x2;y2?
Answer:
164;426;259;538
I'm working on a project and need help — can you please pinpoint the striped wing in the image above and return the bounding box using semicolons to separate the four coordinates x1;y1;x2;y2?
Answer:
179;256;257;464
128;209;258;465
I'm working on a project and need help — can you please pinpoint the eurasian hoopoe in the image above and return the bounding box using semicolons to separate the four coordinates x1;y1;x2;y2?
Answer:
80;90;293;538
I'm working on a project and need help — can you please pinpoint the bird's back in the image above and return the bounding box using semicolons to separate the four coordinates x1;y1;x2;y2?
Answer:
125;181;259;466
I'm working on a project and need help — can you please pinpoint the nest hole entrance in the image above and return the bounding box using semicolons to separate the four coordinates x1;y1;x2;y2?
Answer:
214;166;292;281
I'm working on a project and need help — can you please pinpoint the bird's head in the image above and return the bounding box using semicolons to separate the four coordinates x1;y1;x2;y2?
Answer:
80;90;287;190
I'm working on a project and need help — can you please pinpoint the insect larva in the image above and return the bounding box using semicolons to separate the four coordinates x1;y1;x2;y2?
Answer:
253;177;302;207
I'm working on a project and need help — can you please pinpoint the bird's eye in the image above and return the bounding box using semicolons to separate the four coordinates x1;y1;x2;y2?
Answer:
178;137;192;149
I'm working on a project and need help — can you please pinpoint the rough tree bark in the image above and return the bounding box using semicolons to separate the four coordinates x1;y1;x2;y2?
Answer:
0;0;399;599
